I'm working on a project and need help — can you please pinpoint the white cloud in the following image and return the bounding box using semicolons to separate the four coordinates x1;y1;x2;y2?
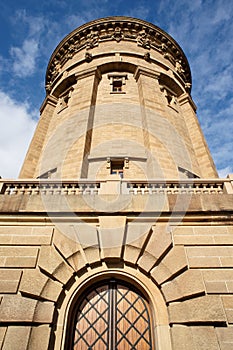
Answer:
125;5;150;19
0;91;37;178
218;166;233;178
10;39;39;77
8;11;49;78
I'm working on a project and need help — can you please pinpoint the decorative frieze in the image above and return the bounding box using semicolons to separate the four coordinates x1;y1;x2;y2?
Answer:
46;17;191;88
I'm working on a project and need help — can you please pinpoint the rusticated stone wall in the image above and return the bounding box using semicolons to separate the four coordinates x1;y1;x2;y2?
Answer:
0;190;233;349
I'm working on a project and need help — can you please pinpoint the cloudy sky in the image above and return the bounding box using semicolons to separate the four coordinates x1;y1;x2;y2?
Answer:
0;0;232;178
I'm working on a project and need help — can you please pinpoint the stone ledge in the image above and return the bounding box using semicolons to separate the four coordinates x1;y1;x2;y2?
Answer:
0;193;232;213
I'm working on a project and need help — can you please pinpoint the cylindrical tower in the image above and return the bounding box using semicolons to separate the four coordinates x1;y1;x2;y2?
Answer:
19;16;217;180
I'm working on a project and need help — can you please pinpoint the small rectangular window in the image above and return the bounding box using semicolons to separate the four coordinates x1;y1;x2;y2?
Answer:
111;160;124;178
112;80;122;92
108;73;127;94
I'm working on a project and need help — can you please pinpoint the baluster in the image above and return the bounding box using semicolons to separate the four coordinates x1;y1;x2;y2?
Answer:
128;183;134;194
78;184;84;194
202;183;208;194
217;184;223;194
136;183;142;195
158;184;164;194
85;184;91;195
144;184;149;194
62;184;68;195
93;184;99;194
12;184;18;195
5;185;11;195
210;184;215;194
180;184;187;194
70;184;76;195
151;184;156;194
166;183;172;194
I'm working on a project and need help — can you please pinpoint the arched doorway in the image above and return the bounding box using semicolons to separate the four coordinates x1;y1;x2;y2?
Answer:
69;278;153;349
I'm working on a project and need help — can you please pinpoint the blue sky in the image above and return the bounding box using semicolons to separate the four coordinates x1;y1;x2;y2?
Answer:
0;0;232;178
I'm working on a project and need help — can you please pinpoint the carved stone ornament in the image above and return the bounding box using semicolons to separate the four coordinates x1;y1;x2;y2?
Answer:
137;29;151;49
85;51;93;62
66;43;77;59
164;52;176;65
144;52;151;62
175;60;185;74
45;82;52;93
50;59;61;81
185;82;192;90
46;17;192;89
86;31;99;50
112;27;124;42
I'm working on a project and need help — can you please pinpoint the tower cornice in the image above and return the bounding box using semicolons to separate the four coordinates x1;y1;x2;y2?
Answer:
46;16;191;91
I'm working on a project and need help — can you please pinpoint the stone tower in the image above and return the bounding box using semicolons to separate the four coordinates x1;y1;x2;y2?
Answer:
0;16;233;350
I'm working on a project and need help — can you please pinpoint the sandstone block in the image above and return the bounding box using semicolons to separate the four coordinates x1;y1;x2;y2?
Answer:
27;325;51;350
0;295;54;323
2;326;31;350
190;326;220;350
150;246;188;284
169;295;226;324
33;300;54;323
0;270;22;293
71;222;99;248
186;246;233;268
171;325;220;350
52;227;86;270
202;269;233;289
221;296;233;324
124;223;152;264
0;295;35;322
124;245;141;264
99;216;126;259
162;269;205;302
0;246;39;268
171;226;194;235
216;326;233;350
174;234;214;245
38;246;74;284
83;246;100;264
138;224;172;271
138;251;158;272
20;268;62;302
0;327;7;349
205;281;228;293
0;225;53;245
53;227;81;257
171;325;195;350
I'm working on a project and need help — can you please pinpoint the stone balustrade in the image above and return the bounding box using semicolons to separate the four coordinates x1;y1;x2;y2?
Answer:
0;177;232;196
125;179;229;195
0;180;101;196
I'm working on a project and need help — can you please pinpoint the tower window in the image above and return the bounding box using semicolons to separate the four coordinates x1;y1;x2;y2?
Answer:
37;167;57;179
112;79;122;92
108;73;127;94
58;87;73;112
111;160;124;178
178;166;200;179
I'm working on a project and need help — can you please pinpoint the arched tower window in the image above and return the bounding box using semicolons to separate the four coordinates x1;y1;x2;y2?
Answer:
67;278;154;349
